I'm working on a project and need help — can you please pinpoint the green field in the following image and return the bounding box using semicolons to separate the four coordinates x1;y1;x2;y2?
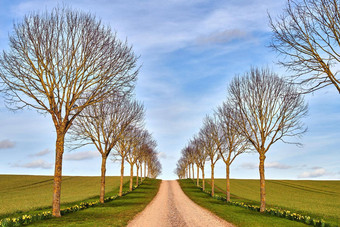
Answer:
202;178;340;226
0;175;131;218
179;179;309;227
32;178;161;226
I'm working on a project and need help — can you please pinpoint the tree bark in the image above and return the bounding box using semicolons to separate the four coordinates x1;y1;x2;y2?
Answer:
196;164;199;186
211;163;215;196
259;153;266;212
140;163;142;182
192;163;194;180
189;164;191;179
144;161;146;179
136;164;139;186
129;163;133;191
99;154;107;203
202;168;205;191
226;164;230;202
52;131;65;217
119;157;125;196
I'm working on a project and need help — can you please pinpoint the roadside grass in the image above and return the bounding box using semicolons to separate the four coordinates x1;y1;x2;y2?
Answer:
31;178;161;226
0;175;131;218
179;179;314;227
209;178;339;226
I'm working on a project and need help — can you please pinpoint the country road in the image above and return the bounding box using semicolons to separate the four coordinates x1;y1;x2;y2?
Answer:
127;180;234;227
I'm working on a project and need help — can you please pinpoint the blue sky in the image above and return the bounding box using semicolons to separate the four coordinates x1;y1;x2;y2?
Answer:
0;0;339;180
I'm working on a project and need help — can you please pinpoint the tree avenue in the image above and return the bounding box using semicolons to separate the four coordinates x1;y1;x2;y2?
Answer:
176;67;308;213
69;96;144;203
0;7;138;217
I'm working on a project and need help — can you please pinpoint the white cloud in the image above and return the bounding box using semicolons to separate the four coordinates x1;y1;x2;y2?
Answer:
196;29;249;45
298;168;327;178
241;161;292;169
13;159;53;169
0;139;15;149
31;148;51;156
266;162;292;169
64;151;100;161
240;162;258;169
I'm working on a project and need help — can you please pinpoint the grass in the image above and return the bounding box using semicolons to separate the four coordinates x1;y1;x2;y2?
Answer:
209;178;340;226
31;178;161;226
0;175;131;218
179;179;309;227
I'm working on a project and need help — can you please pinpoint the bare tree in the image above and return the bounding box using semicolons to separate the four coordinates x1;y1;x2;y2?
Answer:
200;116;221;196
135;132;156;185
216;102;249;202
269;0;340;93
125;128;148;191
228;67;308;212
0;7;138;217
192;135;208;191
115;126;135;196
69;97;144;203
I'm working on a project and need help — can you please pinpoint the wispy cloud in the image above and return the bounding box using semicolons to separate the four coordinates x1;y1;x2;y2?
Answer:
241;161;292;169
31;148;51;157
13;159;53;169
266;162;292;169
298;167;327;178
0;139;15;149
196;29;248;45
64;151;100;161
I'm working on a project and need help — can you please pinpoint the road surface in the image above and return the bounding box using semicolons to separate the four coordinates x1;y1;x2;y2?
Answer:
127;180;234;227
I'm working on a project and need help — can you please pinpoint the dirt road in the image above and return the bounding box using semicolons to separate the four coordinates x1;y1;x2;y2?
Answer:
127;180;234;227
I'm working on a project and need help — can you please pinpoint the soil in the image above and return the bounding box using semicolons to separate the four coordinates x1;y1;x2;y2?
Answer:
127;180;234;227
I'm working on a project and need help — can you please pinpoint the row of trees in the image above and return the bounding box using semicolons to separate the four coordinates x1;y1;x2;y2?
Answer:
177;0;340;213
0;6;161;217
176;68;308;212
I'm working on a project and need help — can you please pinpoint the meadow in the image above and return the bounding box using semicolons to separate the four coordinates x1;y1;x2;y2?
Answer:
184;178;339;226
212;178;340;226
0;175;130;218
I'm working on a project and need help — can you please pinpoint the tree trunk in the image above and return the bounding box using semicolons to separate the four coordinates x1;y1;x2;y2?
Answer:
52;131;65;217
196;164;199;186
119;157;125;196
144;161;146;179
136;164;139;186
259;153;266;212
129;163;133;191
140;163;142;182
226;164;230;202
192;163;194;180
211;163;215;196
99;154;107;203
189;164;191;179
202;167;205;191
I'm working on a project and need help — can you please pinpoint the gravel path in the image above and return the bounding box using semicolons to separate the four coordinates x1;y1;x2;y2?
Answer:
127;180;234;227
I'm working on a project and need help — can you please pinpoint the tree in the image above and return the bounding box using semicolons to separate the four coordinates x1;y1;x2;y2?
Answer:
115;126;135;196
0;7;138;217
200;116;221;196
228;67;307;212
69;96;144;203
216;102;249;202
125;128;148;191
192;135;208;191
269;0;340;93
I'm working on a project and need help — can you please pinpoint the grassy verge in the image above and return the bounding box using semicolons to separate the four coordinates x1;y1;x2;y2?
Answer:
179;179;309;227
31;178;161;226
212;178;339;226
0;175;130;218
